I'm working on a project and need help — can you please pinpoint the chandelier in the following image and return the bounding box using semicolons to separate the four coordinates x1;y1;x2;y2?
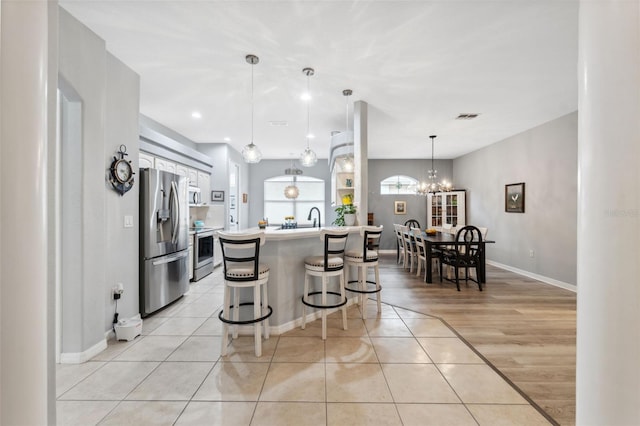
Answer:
241;54;262;164
300;67;318;167
416;135;452;195
284;160;302;199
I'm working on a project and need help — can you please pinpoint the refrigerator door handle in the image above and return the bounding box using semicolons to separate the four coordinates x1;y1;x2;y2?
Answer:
152;250;188;266
170;181;180;245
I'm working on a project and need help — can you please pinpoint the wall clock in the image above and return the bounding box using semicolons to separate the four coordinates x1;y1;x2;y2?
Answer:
109;144;135;196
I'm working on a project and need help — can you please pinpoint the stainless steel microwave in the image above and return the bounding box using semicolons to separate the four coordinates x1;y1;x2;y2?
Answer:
188;186;201;205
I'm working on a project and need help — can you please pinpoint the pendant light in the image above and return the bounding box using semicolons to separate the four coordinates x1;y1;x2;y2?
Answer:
341;89;355;172
300;67;318;167
284;159;302;199
241;54;262;164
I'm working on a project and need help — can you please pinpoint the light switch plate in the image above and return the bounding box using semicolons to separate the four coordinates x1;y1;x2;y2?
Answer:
124;215;134;228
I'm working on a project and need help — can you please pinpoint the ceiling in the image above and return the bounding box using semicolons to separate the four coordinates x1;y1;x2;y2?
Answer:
59;0;578;160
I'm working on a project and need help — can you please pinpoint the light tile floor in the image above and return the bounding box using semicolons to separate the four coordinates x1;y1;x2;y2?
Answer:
57;268;552;425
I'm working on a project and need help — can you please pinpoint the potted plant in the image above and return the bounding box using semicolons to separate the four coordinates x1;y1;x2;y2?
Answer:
333;203;357;226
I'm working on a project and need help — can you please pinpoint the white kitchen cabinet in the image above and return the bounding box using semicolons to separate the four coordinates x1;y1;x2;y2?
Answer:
155;157;177;174
139;152;154;169
427;190;466;229
197;171;210;204
187;168;198;187
175;163;189;179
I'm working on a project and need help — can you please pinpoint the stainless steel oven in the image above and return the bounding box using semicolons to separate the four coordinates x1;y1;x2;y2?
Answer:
193;228;214;281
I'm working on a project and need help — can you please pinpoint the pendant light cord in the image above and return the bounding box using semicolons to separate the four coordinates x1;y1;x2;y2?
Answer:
251;62;254;144
306;73;311;149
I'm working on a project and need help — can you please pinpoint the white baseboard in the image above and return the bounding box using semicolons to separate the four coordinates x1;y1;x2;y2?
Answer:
487;260;576;293
59;337;108;364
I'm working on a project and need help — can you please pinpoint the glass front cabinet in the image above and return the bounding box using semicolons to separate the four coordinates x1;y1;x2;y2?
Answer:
427;190;466;230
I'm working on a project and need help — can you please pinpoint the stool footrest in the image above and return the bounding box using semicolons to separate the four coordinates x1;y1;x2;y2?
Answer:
345;280;382;294
218;302;273;325
301;291;348;310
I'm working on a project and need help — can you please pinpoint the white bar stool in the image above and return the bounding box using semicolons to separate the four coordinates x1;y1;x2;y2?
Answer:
301;228;350;340
345;226;383;319
217;231;272;357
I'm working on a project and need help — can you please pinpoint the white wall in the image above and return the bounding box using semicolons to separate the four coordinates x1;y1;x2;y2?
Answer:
453;111;578;285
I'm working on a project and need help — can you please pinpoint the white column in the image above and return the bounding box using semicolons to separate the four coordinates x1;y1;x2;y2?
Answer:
577;1;640;424
354;101;368;225
1;1;56;424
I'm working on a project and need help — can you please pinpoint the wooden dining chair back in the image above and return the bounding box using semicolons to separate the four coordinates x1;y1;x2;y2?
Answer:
401;225;417;272
440;225;484;291
394;224;406;265
411;228;427;278
404;219;421;230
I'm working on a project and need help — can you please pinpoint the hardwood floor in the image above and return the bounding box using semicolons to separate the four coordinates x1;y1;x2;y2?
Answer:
378;253;576;426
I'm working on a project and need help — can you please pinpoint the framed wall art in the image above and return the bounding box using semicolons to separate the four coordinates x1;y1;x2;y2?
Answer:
505;183;525;213
211;190;224;202
394;201;407;215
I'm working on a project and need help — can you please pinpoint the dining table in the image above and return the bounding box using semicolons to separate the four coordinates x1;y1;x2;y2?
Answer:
411;230;495;284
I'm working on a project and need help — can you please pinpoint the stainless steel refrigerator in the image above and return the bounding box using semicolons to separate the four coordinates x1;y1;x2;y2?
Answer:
139;168;189;317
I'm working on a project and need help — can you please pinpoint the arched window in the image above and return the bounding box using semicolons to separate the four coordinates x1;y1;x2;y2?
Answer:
264;175;325;225
380;175;418;195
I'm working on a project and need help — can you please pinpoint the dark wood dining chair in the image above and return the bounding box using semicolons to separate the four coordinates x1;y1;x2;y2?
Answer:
439;225;483;291
404;219;421;230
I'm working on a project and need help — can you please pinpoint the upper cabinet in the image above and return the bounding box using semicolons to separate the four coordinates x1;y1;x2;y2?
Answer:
154;157;176;174
427;190;466;229
197;171;210;204
139;152;154;169
139;151;211;202
187;168;198;186
175;163;189;179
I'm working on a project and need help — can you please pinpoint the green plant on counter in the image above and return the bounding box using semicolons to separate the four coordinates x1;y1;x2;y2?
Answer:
332;203;357;226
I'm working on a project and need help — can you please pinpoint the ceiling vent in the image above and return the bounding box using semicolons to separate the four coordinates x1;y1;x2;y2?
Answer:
456;113;479;120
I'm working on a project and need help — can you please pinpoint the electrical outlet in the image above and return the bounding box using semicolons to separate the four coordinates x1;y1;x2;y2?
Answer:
529;249;535;258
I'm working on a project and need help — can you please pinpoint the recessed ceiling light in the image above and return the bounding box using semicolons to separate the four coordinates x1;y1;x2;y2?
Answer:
269;121;288;127
456;113;480;120
191;111;202;119
300;92;311;101
223;137;231;142
307;133;315;139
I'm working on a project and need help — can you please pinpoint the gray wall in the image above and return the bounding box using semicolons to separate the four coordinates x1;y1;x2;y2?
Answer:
453;111;578;285
368;159;454;249
59;8;140;354
247;160;333;228
105;53;141;329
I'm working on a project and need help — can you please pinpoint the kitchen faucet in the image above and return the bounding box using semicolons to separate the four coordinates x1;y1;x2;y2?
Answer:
307;207;321;228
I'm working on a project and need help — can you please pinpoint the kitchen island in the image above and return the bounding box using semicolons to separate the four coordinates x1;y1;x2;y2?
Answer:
221;226;364;333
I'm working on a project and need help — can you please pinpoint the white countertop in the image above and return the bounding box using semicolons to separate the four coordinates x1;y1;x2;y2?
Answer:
225;226;363;241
